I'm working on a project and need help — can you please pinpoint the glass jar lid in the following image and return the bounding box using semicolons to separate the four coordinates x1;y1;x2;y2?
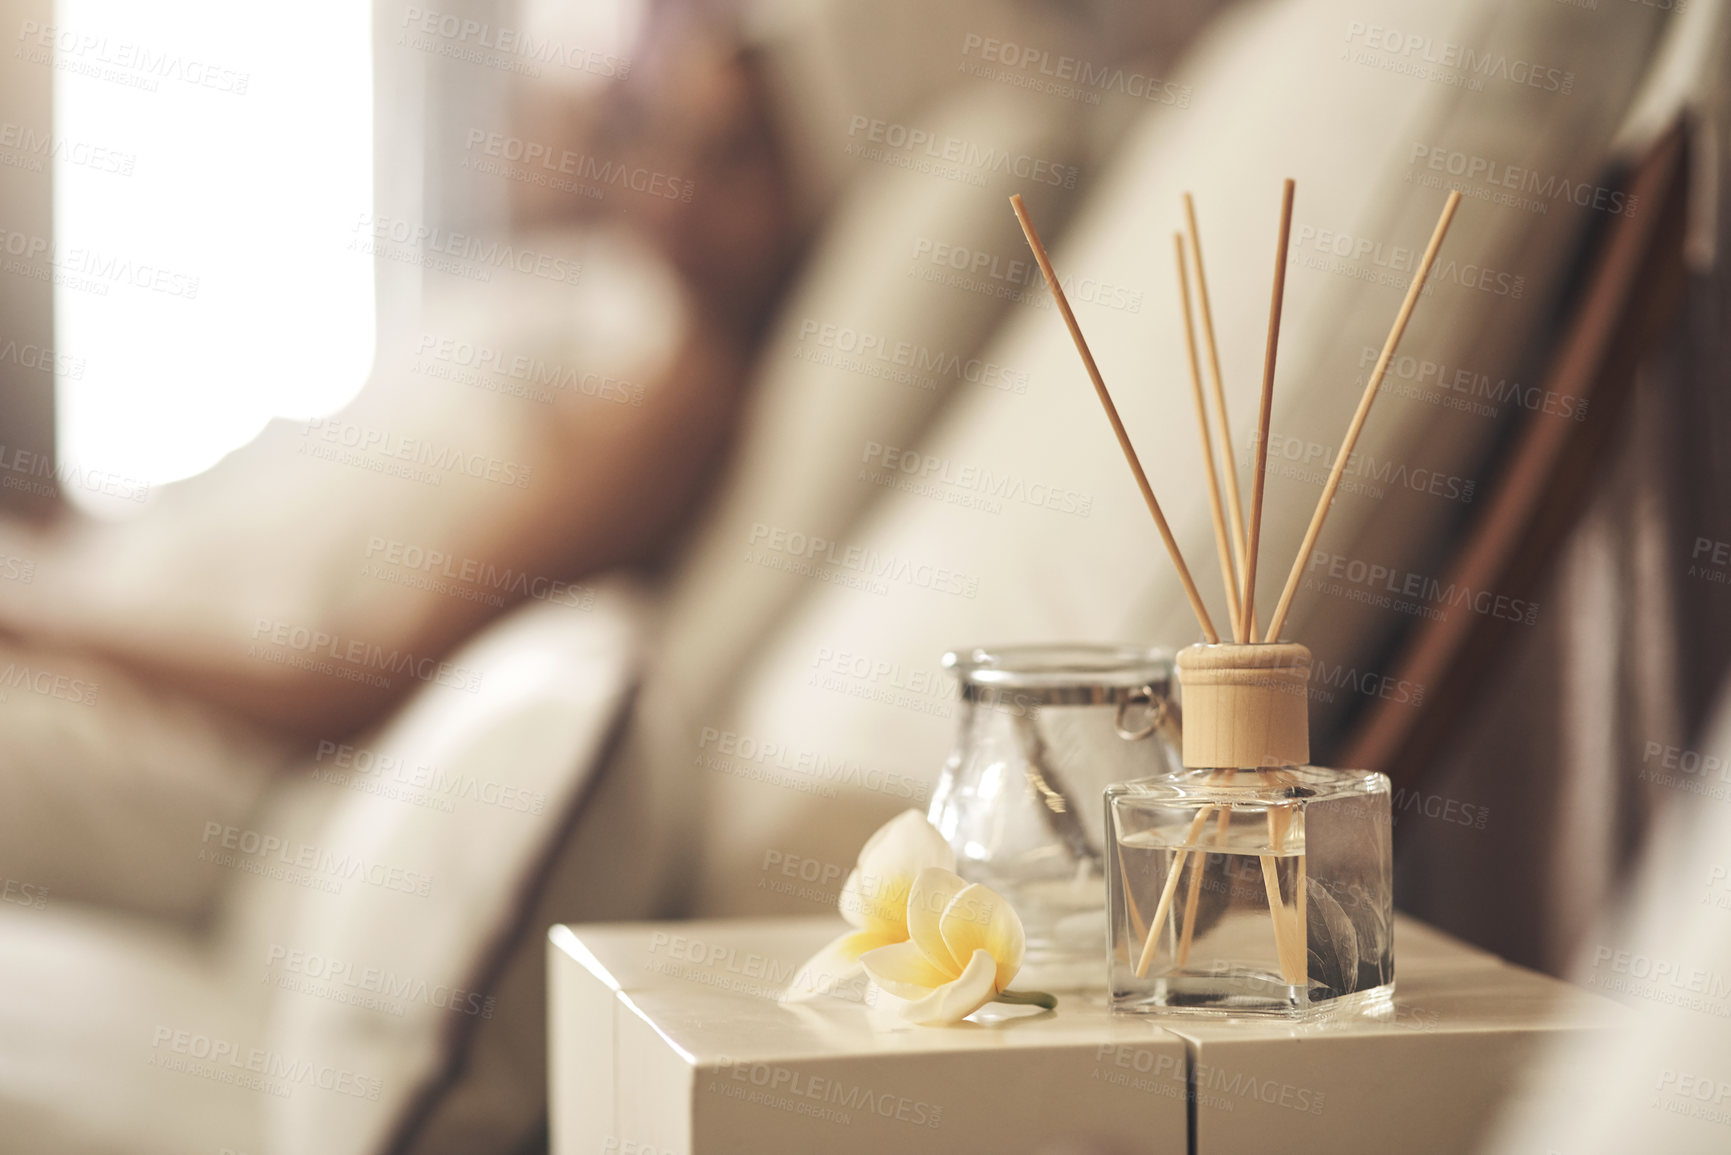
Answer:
942;643;1174;706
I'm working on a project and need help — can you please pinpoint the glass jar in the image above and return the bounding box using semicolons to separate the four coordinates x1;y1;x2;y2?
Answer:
930;644;1182;990
1106;643;1393;1017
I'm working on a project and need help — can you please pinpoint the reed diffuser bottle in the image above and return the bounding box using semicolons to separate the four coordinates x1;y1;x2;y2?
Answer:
1010;181;1461;1017
1105;643;1393;1016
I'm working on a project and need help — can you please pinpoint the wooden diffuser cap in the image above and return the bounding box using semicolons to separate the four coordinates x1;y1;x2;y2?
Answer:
1176;642;1311;769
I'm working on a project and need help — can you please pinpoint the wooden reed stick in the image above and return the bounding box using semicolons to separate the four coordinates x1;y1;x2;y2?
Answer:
1134;804;1216;977
1258;857;1297;983
1176;803;1231;967
1118;843;1149;946
1239;179;1296;644
1175;235;1244;638
1272;770;1308;982
1263;190;1463;643
1257;773;1305;985
1143;782;1304;983
1266;802;1306;984
1011;194;1220;643
1182;194;1249;595
1294;824;1307;966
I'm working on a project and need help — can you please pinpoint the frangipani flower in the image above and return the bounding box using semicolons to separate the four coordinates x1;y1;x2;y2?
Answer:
859;867;1042;1025
781;810;956;1002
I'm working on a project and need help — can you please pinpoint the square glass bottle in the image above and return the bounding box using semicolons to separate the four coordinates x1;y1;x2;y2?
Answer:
1105;643;1394;1017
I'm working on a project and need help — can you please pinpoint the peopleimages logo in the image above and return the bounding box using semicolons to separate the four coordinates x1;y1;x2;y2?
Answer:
0;442;147;503
149;1026;383;1101
248;617;485;694
0;338;86;380
363;536;592;609
844;115;1079;188
1;877;47;910
415;332;644;407
312;739;548;815
1089;1046;1326;1115
1638;740;1731;802
1342;21;1575;94
1586;946;1731;1015
1654;1071;1731;1128
1392;787;1487;829
0;120;135;175
1252;431;1476;504
795;319;1029;395
462;129;693;202
746;522;980;599
1291;223;1524;298
199;821;435;898
1409;145;1636;217
1691;537;1731;587
808;644;957;721
909;236;1143;314
15;21;251;95
696;726;930;803
711;1055;945;1129
264;945;495;1019
1311;657;1425;707
397;7;630;79
862;442;1093;517
1303;549;1539;626
958;34;1191;108
0;227;200;299
300;418;534;489
0;661;99;706
1358;345;1588;422
349;213;582;285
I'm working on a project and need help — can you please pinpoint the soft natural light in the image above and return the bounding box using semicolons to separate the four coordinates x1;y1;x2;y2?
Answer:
53;0;374;514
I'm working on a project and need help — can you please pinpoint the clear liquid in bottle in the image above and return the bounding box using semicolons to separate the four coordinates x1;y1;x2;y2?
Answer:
1106;765;1393;1017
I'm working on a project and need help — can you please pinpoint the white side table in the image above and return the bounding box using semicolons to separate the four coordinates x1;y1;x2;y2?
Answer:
548;916;1624;1154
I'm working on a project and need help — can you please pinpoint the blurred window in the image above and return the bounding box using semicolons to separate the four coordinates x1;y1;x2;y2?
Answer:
52;0;373;513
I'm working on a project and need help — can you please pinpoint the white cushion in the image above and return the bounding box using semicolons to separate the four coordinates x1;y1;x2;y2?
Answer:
0;904;268;1155
251;589;644;1155
0;587;645;1155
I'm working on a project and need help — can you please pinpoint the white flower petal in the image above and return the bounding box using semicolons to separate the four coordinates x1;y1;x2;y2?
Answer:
835;867;875;930
906;867;969;973
839;811;955;934
838;866;909;931
939;883;1026;994
859;941;957;1002
856;810;957;876
781;929;892;1004
894;949;1001;1025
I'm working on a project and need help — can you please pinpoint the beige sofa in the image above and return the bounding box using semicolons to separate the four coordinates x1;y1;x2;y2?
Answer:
0;0;1707;1150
